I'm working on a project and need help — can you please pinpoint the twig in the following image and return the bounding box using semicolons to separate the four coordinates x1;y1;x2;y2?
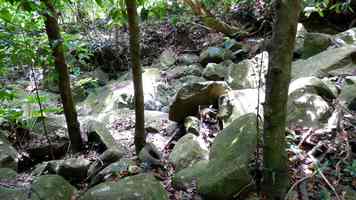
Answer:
284;172;317;200
298;128;313;148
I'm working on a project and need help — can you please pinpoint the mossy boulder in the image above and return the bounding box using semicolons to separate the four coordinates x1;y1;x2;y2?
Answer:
82;174;169;200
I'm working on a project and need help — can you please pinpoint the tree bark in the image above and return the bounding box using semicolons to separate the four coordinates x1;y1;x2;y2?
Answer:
41;0;83;152
125;0;146;154
263;0;301;199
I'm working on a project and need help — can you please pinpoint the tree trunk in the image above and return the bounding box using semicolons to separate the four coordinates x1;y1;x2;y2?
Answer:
125;0;146;154
263;0;301;199
41;0;83;153
183;0;248;37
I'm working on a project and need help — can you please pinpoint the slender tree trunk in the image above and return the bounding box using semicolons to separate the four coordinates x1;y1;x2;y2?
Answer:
263;0;301;199
125;0;146;154
41;0;83;152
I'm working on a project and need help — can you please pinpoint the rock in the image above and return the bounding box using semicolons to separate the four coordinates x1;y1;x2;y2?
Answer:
72;77;100;103
138;143;162;169
334;27;356;46
32;113;67;137
90;158;137;186
292;45;356;80
199;47;232;66
202;63;226;81
169;81;231;122
223;38;245;52
91;68;109;85
87;148;124;178
0;168;17;180
82;174;169;200
172;114;257;200
165;64;203;80
184;116;200;135
86;120;120;150
339;79;356;111
169;133;208;172
287;77;334;128
227;52;268;89
26;138;69;161
301;32;333;59
31;175;76;200
57;158;91;182
144;111;177;134
160;48;177;68
219;89;264;127
294;23;308;55
178;54;199;65
0;134;18;170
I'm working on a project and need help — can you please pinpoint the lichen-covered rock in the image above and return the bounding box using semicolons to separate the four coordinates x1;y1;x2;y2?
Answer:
301;32;333;59
0;134;18;170
177;54;199;65
57;158;91;181
169;133;208;172
169;81;231;122
172;114;257;200
202;63;226;81
87;148;124;178
287;77;335;128
334;27;356;46
226;52;268;89
184;116;200;135
199;47;232;66
160;48;177;68
82;174;169;200
0;168;17;180
90;158;137;186
31;175;76;200
86;120;119;150
292;45;356;80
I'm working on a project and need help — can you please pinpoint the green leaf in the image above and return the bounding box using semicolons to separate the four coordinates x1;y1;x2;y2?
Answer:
95;0;103;7
0;8;12;22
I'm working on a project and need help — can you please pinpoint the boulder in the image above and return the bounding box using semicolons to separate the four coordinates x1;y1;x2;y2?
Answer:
164;64;203;80
172;114;257;200
138;143;162;169
223;38;245;52
199;47;232;66
202;63;226;81
0;168;17;180
294;23;308;55
86;120;119;150
177;54;199;65
87;148;124;179
31;175;76;200
184;116;200;135
334;27;356;46
169;133;208;172
287;77;335;128
90;158;138;186
292;45;356;80
301;32;333;59
227;52;268;89
339;78;356;111
169;81;231;122
159;48;177;68
219;89;264;127
57;158;91;182
0;134;18;170
82;174;169;200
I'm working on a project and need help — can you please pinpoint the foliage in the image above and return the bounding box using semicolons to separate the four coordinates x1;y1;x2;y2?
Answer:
303;0;354;17
345;160;356;177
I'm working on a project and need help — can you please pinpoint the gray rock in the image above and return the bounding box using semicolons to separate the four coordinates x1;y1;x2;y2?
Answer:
169;81;231;122
82;174;169;200
339;79;356;111
86;120;120;150
227;52;268;89
184;116;200;135
31;175;76;200
169;133;208;172
202;63;226;81
160;48;177;68
178;54;199;65
292;45;356;80
0;134;18;170
0;168;17;180
223;38;245;52
138;143;162;169
57;158;91;181
301;32;333;59
87;148;124;178
200;47;232;66
90;158;137;186
334;27;356;46
172;114;257;200
294;23;308;55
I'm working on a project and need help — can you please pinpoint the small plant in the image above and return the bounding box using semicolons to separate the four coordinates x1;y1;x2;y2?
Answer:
345;160;356;177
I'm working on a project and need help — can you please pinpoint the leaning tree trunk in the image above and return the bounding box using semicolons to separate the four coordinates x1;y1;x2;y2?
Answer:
41;0;83;152
125;0;146;154
183;0;248;37
263;0;301;199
